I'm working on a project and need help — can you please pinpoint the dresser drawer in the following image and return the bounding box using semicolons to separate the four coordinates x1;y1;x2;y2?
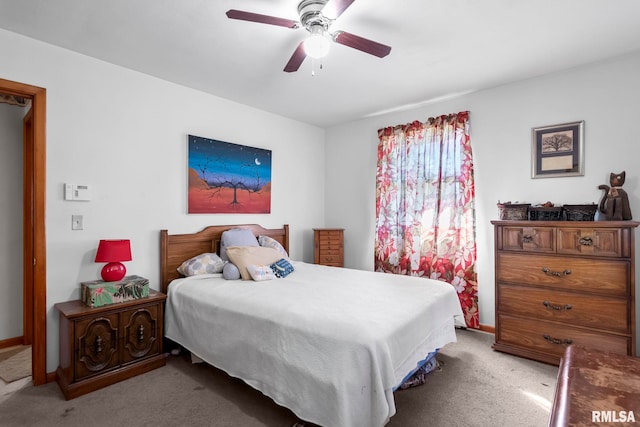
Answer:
557;227;624;257
318;240;342;250
499;226;555;252
320;248;342;259
496;252;629;296
319;230;343;238
318;254;342;265
498;314;631;359
498;284;629;333
320;262;343;267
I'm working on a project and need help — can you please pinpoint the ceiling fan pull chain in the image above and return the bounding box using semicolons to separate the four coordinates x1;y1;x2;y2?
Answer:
310;58;325;76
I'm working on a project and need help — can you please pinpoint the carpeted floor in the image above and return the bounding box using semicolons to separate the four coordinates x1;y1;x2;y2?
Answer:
0;345;32;383
0;329;558;426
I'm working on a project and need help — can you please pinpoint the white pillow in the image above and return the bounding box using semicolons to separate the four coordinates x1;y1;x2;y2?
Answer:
247;265;276;281
177;253;225;276
258;235;289;258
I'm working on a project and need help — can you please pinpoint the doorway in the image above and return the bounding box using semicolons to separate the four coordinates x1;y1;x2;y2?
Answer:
0;78;46;386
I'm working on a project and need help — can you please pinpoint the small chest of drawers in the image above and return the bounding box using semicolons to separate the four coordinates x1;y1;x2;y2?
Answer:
314;228;344;267
55;289;167;399
491;220;638;365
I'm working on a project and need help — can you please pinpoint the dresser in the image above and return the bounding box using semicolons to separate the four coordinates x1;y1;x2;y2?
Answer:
314;228;344;267
55;289;166;399
491;220;638;365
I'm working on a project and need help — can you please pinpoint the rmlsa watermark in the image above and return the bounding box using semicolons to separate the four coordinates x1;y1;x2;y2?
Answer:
592;410;636;423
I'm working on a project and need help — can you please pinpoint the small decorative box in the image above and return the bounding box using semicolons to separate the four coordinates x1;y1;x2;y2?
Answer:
563;204;598;221
497;202;530;220
81;275;149;308
528;206;563;221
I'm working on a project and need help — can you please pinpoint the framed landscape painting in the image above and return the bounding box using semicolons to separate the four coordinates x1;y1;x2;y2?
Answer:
188;135;272;213
531;121;584;178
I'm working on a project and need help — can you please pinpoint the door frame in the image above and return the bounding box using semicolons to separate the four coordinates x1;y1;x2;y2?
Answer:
0;77;47;386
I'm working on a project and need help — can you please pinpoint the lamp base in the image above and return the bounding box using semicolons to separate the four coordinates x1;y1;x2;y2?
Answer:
101;262;127;282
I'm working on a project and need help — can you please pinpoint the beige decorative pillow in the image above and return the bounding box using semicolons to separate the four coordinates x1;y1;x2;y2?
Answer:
225;246;283;280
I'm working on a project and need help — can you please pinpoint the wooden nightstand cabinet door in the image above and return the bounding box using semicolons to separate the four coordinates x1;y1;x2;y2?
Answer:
121;305;159;364
75;314;119;380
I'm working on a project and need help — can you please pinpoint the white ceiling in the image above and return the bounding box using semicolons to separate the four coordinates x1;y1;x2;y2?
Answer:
1;0;640;127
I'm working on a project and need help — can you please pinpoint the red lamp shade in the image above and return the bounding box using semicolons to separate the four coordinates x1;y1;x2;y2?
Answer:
95;239;132;282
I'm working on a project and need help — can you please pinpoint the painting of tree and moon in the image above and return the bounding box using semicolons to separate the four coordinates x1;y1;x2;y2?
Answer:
188;135;272;214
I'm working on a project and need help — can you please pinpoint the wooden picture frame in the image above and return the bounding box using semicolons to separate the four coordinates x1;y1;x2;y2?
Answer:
531;121;584;178
187;135;272;214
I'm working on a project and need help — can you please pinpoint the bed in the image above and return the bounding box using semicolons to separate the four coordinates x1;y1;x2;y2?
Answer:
161;224;463;427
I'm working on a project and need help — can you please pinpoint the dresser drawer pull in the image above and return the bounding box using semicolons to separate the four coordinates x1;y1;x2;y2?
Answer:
543;301;572;311
543;334;572;345
138;325;145;343
95;336;103;354
579;236;593;246
522;234;533;243
542;267;571;277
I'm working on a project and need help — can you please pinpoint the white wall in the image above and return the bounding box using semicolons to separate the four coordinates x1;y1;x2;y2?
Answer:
2;24;639;372
0;102;25;340
325;50;640;353
0;28;326;372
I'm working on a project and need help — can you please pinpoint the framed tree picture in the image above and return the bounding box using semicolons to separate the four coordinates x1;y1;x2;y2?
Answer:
531;121;584;179
188;135;272;213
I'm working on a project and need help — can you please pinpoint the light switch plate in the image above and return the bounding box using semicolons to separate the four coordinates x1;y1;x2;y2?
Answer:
71;215;83;230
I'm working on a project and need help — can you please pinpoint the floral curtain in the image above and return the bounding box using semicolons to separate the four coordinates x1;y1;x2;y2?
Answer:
374;111;478;328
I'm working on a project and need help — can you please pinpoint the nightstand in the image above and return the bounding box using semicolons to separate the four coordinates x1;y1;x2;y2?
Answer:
55;289;167;399
313;228;344;267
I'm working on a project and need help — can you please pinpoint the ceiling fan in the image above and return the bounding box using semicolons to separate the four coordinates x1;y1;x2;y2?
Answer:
226;0;392;72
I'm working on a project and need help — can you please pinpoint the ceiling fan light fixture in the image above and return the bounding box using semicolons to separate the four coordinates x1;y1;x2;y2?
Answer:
303;25;331;59
227;1;391;73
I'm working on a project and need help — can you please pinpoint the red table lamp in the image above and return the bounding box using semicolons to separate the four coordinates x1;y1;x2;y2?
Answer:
95;239;132;282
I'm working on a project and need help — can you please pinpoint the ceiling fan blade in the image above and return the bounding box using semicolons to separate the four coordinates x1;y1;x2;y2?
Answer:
322;0;356;20
333;31;391;58
226;9;299;29
283;42;307;72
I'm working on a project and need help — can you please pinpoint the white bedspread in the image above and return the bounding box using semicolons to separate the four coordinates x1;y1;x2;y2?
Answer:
165;261;463;427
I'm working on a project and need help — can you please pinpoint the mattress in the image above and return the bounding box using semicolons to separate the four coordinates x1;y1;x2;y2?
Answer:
165;261;463;427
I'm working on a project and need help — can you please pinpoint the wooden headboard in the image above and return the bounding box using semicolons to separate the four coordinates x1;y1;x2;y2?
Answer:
160;224;289;293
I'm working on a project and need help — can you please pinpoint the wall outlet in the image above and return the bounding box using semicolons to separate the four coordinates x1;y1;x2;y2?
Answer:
71;215;83;230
